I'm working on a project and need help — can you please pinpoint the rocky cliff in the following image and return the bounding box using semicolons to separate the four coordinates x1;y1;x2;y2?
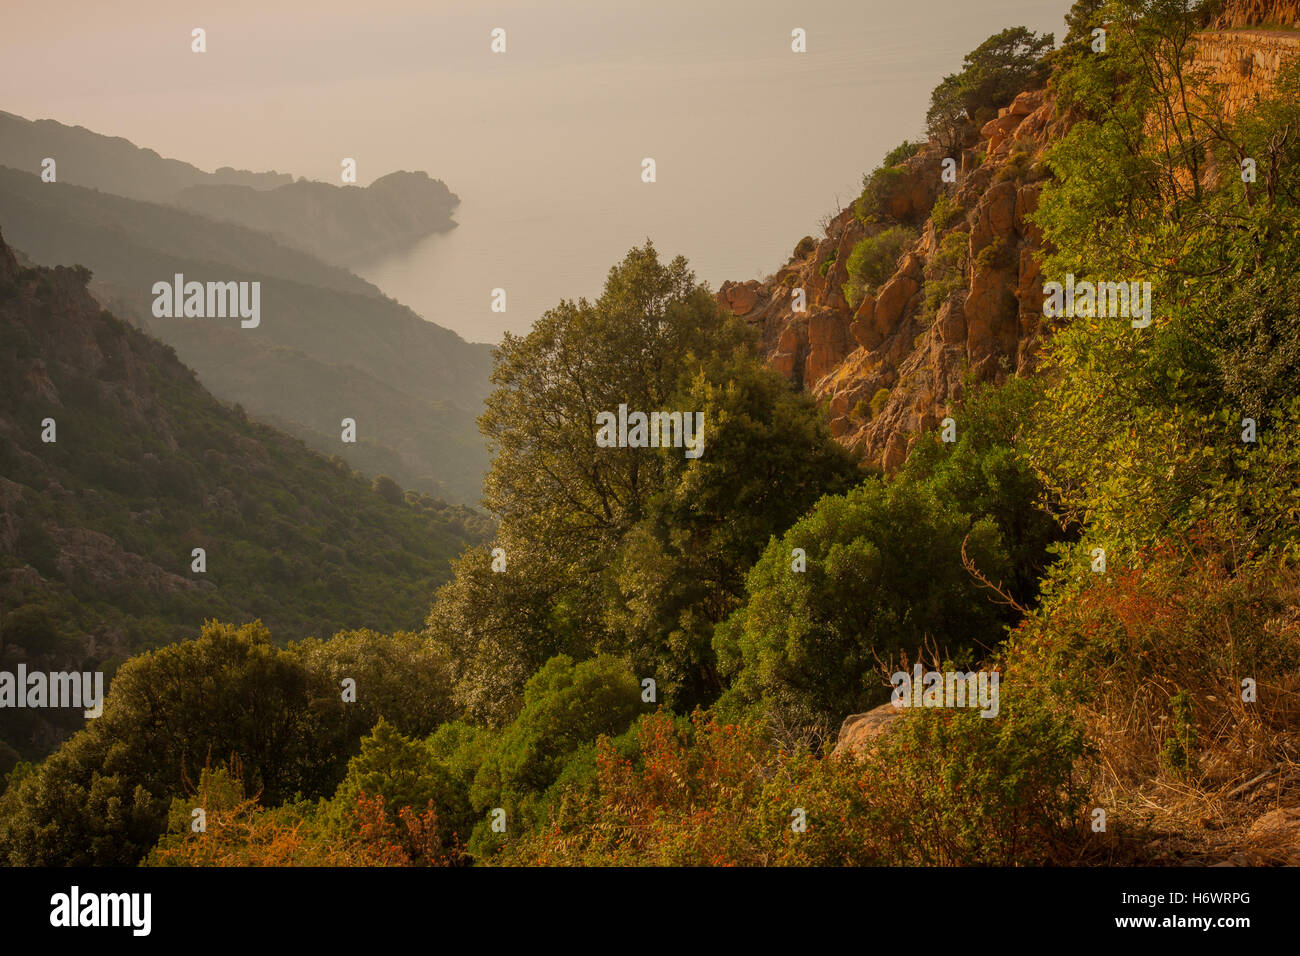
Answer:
719;86;1063;471
722;21;1300;472
1211;0;1300;28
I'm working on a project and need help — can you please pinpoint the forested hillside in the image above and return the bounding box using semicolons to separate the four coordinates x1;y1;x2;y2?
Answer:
0;166;493;503
0;230;489;773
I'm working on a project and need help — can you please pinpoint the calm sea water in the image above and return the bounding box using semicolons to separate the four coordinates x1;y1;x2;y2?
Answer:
2;0;1071;345
348;0;1072;344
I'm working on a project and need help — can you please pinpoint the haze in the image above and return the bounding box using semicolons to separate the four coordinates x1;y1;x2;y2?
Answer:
0;0;1072;343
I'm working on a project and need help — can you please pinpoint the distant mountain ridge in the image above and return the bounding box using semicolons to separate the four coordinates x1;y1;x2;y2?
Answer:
175;170;460;265
0;110;460;265
0;110;292;201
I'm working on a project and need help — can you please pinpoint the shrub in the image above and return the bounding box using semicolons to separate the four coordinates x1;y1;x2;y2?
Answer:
844;225;918;307
1006;540;1300;792
922;229;970;322
930;193;965;231
712;476;1014;739
502;702;1088;866
854;165;911;224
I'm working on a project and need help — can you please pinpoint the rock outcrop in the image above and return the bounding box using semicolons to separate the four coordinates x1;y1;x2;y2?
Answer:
720;86;1064;471
1194;28;1300;116
722;28;1300;473
1210;0;1300;29
831;702;903;757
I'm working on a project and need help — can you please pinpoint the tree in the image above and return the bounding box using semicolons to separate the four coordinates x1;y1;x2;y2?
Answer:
1028;9;1300;561
713;476;1014;740
371;474;405;505
427;242;858;723
0;620;459;865
926;26;1054;148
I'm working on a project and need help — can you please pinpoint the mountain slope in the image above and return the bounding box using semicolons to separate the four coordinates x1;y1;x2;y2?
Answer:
0;166;493;503
0;225;490;758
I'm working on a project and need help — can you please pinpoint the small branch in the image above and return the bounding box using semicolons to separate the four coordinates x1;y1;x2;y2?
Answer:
960;533;1029;615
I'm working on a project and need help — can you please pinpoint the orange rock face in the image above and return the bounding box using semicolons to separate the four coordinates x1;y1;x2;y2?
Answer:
714;28;1299;474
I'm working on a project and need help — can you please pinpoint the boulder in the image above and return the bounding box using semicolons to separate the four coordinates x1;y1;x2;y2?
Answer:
832;702;903;757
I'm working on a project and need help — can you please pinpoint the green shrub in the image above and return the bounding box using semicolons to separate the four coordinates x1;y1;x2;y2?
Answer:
883;139;925;167
922;229;970;321
713;476;1015;738
930;193;965;231
844;226;918;307
854;165;910;224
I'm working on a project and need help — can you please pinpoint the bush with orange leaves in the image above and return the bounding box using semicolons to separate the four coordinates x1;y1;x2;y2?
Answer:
499;699;1088;866
144;759;466;867
1006;537;1300;811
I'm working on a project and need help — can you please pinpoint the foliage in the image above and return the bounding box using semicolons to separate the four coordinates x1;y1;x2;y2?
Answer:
854;164;912;224
713;476;1013;739
0;252;489;768
921;228;970;322
0;621;458;864
1007;540;1300;789
427;242;859;723
844;225;918;307
927;27;1055;146
1030;37;1300;561
144;761;464;866
502;703;1088;866
465;654;643;856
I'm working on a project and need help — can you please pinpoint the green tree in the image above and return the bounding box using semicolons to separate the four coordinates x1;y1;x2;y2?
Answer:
714;476;1013;739
428;243;858;723
927;27;1054;145
466;654;643;856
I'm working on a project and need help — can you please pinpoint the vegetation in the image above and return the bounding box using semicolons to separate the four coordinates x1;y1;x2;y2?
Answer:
844;225;917;308
927;27;1055;148
0;255;488;767
7;0;1300;869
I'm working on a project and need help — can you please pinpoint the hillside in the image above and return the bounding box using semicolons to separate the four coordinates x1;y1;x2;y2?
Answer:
721;9;1300;473
0;111;459;265
0;166;493;504
0;226;490;764
175;171;460;266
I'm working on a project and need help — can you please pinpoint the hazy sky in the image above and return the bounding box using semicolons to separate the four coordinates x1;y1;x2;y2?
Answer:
1;0;1074;342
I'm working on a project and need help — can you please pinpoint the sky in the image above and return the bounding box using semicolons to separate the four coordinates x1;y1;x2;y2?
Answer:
0;0;1075;343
